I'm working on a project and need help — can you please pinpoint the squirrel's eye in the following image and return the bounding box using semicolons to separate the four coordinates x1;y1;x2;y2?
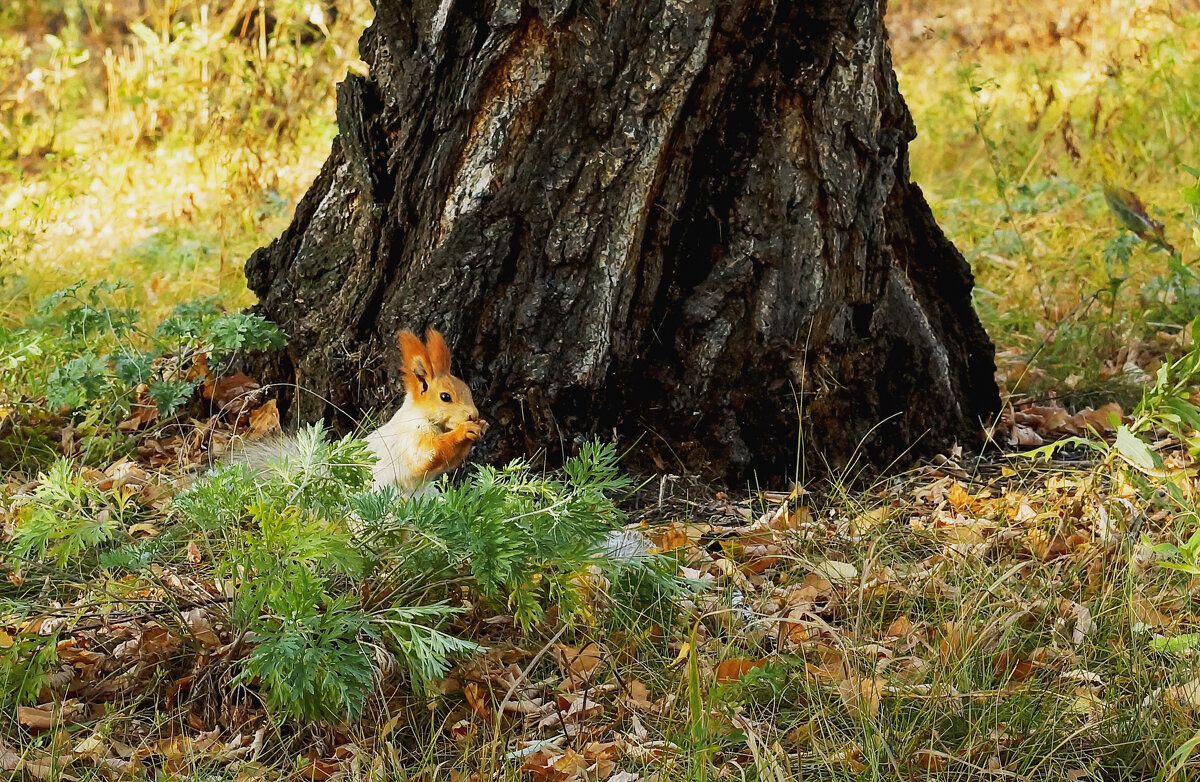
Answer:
439;392;452;403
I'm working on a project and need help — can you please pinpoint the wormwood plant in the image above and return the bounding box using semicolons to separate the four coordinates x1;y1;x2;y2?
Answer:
0;282;285;467
172;431;686;723
30;283;285;414
353;440;686;631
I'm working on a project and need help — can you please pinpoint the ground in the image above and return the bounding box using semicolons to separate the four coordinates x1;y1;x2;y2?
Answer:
2;0;1200;779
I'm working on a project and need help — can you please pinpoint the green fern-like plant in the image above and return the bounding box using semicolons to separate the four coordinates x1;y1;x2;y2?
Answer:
174;435;687;723
355;441;689;630
9;459;126;569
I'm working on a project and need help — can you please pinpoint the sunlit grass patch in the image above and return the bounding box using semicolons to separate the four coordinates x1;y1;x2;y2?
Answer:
0;0;371;321
894;0;1200;401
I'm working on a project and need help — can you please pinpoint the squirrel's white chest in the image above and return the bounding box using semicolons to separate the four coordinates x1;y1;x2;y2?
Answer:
362;405;441;492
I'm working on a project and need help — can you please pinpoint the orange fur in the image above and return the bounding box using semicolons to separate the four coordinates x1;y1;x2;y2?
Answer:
425;329;452;377
398;329;432;397
415;421;479;478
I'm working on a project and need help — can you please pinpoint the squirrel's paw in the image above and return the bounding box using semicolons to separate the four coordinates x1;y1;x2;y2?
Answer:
460;420;487;440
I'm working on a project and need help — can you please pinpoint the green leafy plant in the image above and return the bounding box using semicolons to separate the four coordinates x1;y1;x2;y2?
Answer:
0;284;287;471
354;441;690;631
34;285;284;416
0;630;59;709
8;458;136;570
171;432;688;723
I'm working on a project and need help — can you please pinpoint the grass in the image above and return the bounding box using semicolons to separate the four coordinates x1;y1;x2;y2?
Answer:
3;0;1200;780
0;0;370;322
893;0;1200;404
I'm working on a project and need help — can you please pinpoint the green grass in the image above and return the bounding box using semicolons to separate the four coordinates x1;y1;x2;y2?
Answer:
895;1;1200;402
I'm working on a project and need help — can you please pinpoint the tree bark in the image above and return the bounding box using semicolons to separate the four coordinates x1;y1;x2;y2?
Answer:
244;0;999;482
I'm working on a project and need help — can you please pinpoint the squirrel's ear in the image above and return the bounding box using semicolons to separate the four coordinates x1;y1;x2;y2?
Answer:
398;330;431;393
425;329;452;377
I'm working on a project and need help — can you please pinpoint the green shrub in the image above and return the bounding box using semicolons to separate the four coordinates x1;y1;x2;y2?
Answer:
0;282;285;470
171;432;686;723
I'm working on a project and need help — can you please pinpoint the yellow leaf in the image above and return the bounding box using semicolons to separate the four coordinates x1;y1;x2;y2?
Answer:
813;559;858;584
128;522;160;538
849;507;888;535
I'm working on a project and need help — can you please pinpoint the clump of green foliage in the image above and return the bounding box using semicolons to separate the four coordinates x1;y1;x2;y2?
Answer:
4;426;685;724
168;433;685;723
0;281;284;468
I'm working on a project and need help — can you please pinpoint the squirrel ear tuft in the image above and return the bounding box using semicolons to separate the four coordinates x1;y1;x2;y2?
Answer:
398;330;431;392
425;329;452;377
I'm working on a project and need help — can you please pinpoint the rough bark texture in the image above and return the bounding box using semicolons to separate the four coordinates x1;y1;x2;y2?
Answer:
244;0;999;482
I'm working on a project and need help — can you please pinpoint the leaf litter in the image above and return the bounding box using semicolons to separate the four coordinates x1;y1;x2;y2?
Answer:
3;369;1200;780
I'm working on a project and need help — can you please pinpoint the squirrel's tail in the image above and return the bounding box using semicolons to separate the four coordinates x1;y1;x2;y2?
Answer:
220;431;316;474
216;423;365;478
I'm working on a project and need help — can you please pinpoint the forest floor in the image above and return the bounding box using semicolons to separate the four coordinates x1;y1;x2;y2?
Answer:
2;0;1200;780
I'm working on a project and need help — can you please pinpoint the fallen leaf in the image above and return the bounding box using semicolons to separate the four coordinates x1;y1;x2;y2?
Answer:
18;700;84;731
554;643;606;686
1130;595;1169;630
463;681;491;718
715;658;769;683
212;373;260;414
813;559;858;585
607;772;640;782
837;676;884;718
184;608;221;648
247;399;280;440
849;506;888;536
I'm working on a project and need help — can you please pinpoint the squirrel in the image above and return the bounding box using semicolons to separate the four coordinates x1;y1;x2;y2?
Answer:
363;329;488;492
224;328;487;495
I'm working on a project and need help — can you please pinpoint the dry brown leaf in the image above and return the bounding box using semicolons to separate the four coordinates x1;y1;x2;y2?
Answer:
247;399;281;440
714;658;769;683
948;481;973;513
56;638;99;665
645;522;701;553
212;372;260;413
823;741;866;772
19;754;73;781
523;747;590;782
622;679;653;710
915;749;947;772
300;756;342;781
1167;677;1200;712
837;676;885;718
885;616;914;639
1008;424;1043;447
849;506;888;536
462;681;491;718
184;608;221;648
1068;402;1123;434
117;402;159;433
1130;595;1169;629
18;700;83;731
812;559;857;584
1025;529;1072;561
554;643;606;686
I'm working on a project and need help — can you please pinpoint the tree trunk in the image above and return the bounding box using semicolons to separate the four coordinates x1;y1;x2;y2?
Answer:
244;0;999;482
